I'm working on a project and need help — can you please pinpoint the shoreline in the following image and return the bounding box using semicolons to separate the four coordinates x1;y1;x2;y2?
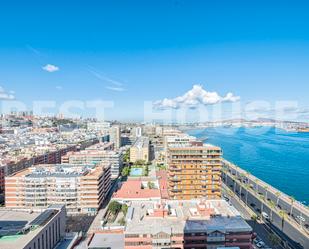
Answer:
185;127;309;204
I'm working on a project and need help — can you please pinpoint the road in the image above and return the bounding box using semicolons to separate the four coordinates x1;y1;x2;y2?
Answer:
223;159;309;227
222;184;283;249
222;160;309;249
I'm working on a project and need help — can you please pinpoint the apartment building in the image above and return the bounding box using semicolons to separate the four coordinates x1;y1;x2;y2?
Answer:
0;204;66;249
63;149;123;179
124;200;252;249
167;142;222;200
5;163;111;215
130;136;150;163
109;125;121;149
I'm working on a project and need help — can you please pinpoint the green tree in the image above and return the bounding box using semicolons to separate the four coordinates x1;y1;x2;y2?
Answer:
147;181;155;189
122;166;130;177
121;204;128;215
268;233;280;247
108;201;122;215
268;200;276;222
119;217;126;226
289;196;295;216
251;214;258;230
279;210;287;231
135;159;146;165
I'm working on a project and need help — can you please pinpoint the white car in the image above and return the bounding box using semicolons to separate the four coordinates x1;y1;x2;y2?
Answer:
262;212;269;219
256;241;266;248
297;215;305;222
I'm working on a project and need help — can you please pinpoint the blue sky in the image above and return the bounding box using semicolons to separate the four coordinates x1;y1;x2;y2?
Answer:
0;0;308;121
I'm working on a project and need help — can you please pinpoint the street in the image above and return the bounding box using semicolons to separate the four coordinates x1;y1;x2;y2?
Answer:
222;162;309;249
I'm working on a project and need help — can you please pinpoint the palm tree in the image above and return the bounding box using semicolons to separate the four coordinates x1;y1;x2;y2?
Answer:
251;214;258;229
264;186;268;201
275;191;281;207
269;200;276;222
268;233;280;248
279;210;287;231
254;179;259;194
289;196;295;216
245;187;249;206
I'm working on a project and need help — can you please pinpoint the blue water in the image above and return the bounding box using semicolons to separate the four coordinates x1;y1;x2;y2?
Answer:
130;167;143;176
188;127;309;204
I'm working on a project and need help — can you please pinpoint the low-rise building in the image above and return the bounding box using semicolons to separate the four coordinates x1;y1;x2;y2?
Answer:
124;200;252;249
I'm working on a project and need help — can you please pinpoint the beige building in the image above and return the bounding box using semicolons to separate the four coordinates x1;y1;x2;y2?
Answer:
109;125;121;149
5;163;111;215
130;137;150;163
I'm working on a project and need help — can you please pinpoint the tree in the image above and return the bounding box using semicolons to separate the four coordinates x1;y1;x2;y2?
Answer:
119;217;126;226
108;201;122;215
251;214;258;230
135;159;146;165
279;210;287;231
275;191;281;207
121;204;128;215
264;186;268;201
289;196;295;216
144;165;149;176
147;181;155;189
122;166;130;177
268;233;280;247
269;200;276;222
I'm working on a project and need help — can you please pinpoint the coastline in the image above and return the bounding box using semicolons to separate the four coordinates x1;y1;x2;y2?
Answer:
186;126;309;204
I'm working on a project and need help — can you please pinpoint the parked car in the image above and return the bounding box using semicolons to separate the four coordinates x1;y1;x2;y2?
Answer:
256;241;266;248
297;215;306;222
262;212;270;219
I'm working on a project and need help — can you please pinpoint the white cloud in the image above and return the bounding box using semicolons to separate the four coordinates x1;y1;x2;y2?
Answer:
153;84;240;109
106;86;125;92
42;64;59;73
0;86;15;100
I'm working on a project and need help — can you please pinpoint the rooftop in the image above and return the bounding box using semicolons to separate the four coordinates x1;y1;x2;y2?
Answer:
113;180;161;200
0;206;62;249
9;164;104;178
132;136;149;149
87;233;124;249
125;200;252;235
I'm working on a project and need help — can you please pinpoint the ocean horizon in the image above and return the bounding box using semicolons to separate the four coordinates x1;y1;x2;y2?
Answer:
187;127;309;204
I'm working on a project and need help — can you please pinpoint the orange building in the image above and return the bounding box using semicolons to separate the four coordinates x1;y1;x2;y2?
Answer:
5;163;111;215
167;142;222;200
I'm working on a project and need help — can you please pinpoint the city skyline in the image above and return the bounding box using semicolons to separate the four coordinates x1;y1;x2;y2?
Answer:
0;1;309;121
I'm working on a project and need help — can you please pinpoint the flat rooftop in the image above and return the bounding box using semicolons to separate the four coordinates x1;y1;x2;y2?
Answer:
125;200;252;235
10;164;100;178
0;207;60;249
88;233;124;249
132;136;149;148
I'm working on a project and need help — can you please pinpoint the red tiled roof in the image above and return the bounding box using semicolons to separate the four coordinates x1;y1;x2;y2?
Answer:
113;180;161;199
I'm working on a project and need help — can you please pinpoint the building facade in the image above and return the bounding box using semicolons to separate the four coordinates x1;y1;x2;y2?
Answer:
0;204;66;249
63;149;123;179
130;137;150;163
167;142;222;200
109;126;121;149
5;164;111;215
124;200;252;249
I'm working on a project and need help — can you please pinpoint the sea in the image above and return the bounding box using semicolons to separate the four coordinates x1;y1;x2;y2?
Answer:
187;127;309;204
